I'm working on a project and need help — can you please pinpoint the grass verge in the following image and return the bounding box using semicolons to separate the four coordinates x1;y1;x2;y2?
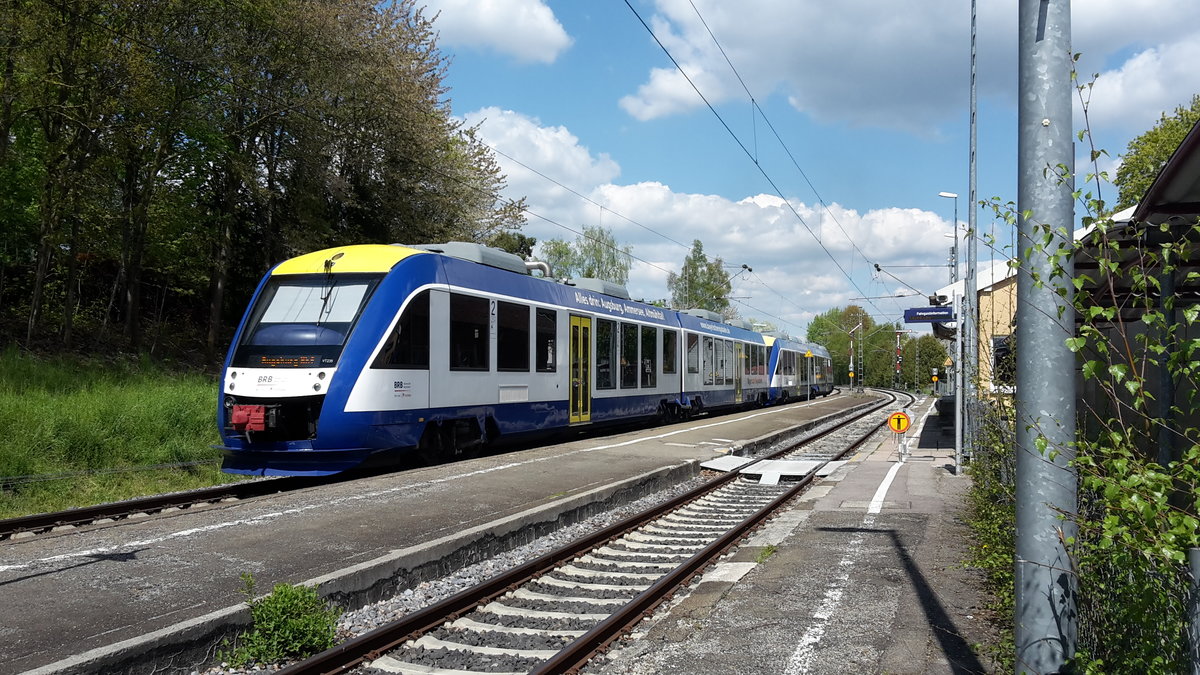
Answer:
0;347;240;518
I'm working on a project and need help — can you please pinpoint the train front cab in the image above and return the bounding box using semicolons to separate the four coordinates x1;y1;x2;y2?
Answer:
218;245;430;475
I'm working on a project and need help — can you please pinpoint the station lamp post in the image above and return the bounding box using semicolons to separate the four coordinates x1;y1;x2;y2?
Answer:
939;191;964;475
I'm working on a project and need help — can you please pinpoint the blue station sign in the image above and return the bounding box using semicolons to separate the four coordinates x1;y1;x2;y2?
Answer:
904;306;956;323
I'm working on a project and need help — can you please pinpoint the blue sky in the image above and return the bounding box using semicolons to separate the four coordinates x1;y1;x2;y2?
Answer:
422;0;1200;336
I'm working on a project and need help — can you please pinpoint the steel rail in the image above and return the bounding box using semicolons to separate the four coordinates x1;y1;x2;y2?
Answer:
533;403;893;674
277;392;903;675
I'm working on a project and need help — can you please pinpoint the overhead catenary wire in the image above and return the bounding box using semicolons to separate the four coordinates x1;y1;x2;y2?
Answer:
686;0;874;269
624;0;887;323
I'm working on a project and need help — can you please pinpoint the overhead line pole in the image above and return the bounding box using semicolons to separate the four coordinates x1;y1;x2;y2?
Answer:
1015;0;1078;671
965;0;978;466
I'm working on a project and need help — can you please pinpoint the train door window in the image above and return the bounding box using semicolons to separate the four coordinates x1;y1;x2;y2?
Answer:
536;308;556;372
724;340;733;384
641;326;657;388
741;342;750;376
497;301;530;371
449;293;489;371
686;333;699;373
620;322;639;389
703;336;714;384
596;319;616;389
663;330;678;375
373;290;430;369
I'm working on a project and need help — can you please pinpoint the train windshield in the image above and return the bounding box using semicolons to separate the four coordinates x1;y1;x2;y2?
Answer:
231;273;382;368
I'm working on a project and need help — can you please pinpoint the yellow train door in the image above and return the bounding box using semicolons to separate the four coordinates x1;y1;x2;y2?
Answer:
569;315;592;423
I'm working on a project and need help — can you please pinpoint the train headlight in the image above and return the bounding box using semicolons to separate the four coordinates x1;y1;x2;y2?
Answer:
318;371;326;380
224;396;237;409
313;383;322;392
230;370;237;379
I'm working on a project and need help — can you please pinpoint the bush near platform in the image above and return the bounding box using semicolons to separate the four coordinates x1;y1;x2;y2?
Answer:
224;574;342;666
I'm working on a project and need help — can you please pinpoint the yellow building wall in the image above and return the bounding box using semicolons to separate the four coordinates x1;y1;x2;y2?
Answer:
976;276;1016;393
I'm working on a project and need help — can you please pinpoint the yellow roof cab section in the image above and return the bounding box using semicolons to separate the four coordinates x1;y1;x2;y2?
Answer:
272;244;426;275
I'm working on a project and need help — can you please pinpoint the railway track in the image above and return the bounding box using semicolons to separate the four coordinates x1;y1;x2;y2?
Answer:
0;392;849;542
0;475;320;541
276;389;909;675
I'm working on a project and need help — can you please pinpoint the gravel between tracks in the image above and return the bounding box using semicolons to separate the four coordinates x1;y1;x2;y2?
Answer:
197;477;708;675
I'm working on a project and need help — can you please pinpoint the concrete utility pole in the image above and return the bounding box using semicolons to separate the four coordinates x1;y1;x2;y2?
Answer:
1015;0;1078;671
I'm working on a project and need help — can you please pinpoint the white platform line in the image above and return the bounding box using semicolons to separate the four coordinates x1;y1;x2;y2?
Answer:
784;452;906;674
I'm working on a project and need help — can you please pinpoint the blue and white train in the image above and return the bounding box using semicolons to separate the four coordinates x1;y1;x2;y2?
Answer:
217;242;834;476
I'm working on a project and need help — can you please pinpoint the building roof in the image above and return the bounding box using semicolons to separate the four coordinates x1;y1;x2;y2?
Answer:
1074;118;1200;319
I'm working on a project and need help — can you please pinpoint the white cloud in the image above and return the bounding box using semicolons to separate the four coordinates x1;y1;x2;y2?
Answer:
463;107;958;332
622;0;1200;136
424;0;572;64
1083;37;1200;137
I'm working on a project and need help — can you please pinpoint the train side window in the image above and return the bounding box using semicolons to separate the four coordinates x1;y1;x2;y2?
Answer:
663;330;678;375
497;301;530;371
686;333;699;374
536;308;556;372
596;319;615;389
373;290;430;369
741;341;749;375
620;322;639;388
641;326;657;388
449;293;489;371
703;336;714;385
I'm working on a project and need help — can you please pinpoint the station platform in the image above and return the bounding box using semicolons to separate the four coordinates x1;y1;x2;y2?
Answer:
2;393;870;674
598;395;997;674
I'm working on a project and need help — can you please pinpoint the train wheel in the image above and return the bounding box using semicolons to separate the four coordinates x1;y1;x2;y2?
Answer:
417;423;445;465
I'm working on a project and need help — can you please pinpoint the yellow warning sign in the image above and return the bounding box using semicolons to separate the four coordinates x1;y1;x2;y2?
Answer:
888;411;911;434
931;375;939;383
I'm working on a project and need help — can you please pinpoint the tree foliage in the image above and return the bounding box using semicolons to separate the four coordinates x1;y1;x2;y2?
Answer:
667;240;732;316
967;85;1200;672
538;224;633;284
806;305;943;388
0;0;526;361
1114;94;1200;209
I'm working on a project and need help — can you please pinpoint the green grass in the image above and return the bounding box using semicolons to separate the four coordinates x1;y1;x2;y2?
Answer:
0;346;242;518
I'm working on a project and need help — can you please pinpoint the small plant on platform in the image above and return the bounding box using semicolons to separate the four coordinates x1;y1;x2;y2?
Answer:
222;573;342;666
754;544;778;563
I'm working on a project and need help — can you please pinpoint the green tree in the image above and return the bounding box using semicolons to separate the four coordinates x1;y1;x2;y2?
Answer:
0;0;531;359
487;231;537;259
667;240;732;315
537;225;632;284
1114;94;1200;209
